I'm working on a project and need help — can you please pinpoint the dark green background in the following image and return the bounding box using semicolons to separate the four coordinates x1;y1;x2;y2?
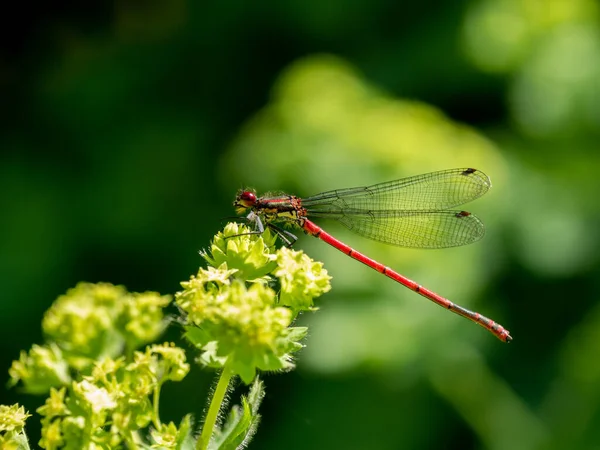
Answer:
2;0;600;449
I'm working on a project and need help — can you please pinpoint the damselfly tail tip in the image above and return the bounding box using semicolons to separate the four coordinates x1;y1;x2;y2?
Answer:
492;322;512;343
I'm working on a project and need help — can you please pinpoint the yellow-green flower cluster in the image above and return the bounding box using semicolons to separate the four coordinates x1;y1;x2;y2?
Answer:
37;343;189;450
9;282;173;394
4;223;333;449
275;246;332;315
150;421;178;449
8;344;70;395
201;222;278;281
177;223;331;383
42;282;125;355
180;278;294;383
149;415;193;449
43;282;171;369
119;291;172;348
127;342;190;384
0;404;31;450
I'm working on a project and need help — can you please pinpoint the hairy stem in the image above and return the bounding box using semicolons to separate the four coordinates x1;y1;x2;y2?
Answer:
196;363;234;450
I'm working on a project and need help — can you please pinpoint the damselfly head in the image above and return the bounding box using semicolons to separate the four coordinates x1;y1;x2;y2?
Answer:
234;190;258;214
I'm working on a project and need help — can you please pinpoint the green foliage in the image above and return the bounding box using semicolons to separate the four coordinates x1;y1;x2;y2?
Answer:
211;378;265;450
4;1;600;447
4;224;331;449
177;223;330;384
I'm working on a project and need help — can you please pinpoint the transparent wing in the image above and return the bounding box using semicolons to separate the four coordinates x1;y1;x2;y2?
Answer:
302;168;490;213
332;210;485;249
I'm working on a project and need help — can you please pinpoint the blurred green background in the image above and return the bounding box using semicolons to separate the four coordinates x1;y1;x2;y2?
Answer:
2;0;600;448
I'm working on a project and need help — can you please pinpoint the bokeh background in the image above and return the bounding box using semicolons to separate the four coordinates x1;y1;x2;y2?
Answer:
2;0;600;448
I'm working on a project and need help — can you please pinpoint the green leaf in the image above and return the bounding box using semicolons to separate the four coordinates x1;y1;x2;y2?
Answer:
246;378;265;416
183;326;212;349
175;414;196;450
9;432;31;450
212;378;264;450
197;342;227;369
230;359;256;385
256;348;285;372
286;326;308;341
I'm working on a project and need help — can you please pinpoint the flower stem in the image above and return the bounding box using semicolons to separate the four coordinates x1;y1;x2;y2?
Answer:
196;363;234;450
153;383;162;429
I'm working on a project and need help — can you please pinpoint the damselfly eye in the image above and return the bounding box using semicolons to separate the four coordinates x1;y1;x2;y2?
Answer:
238;191;257;206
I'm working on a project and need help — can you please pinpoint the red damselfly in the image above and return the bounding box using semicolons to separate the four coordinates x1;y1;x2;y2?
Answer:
234;168;511;342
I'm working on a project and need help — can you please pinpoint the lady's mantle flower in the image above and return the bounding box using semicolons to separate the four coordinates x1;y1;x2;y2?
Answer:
0;404;31;450
274;246;331;316
8;344;70;394
178;223;331;383
0;404;31;433
36;344;189;449
201;223;278;281
40;282;171;373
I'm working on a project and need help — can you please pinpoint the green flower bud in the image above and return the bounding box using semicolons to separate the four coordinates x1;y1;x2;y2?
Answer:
176;264;238;323
201;223;278;281
0;404;31;434
39;418;63;450
89;356;154;430
37;387;69;420
8;344;70;394
147;343;190;382
59;416;86;449
150;421;178;448
127;343;189;386
0;419;31;450
274;246;332;315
